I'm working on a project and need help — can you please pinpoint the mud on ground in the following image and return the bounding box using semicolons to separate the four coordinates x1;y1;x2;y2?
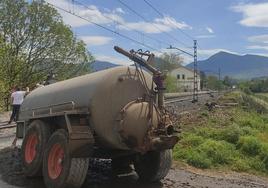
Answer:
0;147;268;188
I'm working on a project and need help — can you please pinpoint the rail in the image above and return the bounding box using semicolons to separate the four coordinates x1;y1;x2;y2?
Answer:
164;91;218;104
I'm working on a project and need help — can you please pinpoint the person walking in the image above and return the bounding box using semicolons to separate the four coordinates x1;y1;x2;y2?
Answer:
8;86;29;124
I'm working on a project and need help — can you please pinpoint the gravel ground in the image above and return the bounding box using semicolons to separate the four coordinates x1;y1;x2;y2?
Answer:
0;146;267;188
0;111;10;122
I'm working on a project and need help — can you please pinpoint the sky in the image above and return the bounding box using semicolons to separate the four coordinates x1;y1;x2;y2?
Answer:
45;0;268;65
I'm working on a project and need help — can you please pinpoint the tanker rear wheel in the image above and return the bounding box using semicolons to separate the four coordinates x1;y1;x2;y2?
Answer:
43;129;89;188
22;120;51;177
134;150;172;182
112;156;134;175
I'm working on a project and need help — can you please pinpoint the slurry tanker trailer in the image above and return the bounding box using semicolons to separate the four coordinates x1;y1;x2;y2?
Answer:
16;46;179;188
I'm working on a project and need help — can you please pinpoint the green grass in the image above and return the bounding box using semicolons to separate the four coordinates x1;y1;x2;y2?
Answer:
255;93;268;103
173;91;268;175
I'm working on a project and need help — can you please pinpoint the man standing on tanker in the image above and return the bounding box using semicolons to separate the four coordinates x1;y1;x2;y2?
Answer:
8;86;29;124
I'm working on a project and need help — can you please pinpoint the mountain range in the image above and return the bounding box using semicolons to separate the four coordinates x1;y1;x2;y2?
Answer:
91;52;268;79
90;60;119;72
187;52;268;79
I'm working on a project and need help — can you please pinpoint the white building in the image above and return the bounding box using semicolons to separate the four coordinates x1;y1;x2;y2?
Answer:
170;66;201;92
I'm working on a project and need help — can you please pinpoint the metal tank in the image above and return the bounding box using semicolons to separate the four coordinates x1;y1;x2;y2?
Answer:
18;46;179;188
19;66;159;150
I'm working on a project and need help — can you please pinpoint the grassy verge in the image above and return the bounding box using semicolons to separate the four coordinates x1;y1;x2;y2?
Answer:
174;91;268;175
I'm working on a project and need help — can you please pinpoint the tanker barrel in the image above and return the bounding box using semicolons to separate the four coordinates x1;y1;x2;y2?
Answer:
114;46;160;75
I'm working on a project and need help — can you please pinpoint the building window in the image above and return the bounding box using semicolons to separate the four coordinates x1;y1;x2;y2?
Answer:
177;74;180;79
182;74;185;79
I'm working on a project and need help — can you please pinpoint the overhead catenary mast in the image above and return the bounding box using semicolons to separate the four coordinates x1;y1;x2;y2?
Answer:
193;40;198;102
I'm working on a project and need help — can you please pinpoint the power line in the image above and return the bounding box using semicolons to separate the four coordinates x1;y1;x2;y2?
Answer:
45;1;160;52
117;0;191;49
72;0;172;49
167;45;193;57
143;0;195;41
143;0;207;55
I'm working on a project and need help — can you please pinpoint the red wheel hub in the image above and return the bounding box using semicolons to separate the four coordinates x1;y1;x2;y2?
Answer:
25;133;38;164
48;144;64;179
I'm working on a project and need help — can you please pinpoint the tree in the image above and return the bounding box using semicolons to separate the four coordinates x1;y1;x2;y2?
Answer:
153;52;183;72
223;76;232;87
0;0;93;91
165;75;177;93
205;75;220;90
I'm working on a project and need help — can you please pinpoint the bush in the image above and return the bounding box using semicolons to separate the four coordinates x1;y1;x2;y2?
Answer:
165;75;178;92
173;144;188;160
232;158;251;172
220;124;241;144
180;133;205;147
236;111;266;131
248;157;266;172
197;140;235;165
238;136;262;156
195;125;241;144
195;127;220;140
260;144;268;170
240;126;259;136
172;91;268;175
186;149;212;169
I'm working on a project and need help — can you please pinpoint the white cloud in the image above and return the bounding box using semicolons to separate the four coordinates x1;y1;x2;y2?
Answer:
80;36;112;46
118;16;191;34
247;34;268;52
196;35;215;39
155;16;192;30
114;7;125;14
95;54;132;65
45;0;89;27
250;53;268;57
45;0;191;34
45;0;123;27
248;34;268;44
231;3;268;27
247;45;268;51
206;27;214;34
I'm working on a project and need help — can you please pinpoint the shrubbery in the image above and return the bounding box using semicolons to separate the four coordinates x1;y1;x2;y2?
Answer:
173;91;268;175
237;136;262;156
197;140;235;165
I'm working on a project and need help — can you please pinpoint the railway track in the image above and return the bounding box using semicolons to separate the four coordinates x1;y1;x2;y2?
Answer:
164;90;219;105
0;121;16;130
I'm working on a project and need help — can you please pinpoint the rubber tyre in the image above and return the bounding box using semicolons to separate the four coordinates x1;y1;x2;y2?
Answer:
21;120;51;177
134;150;172;182
112;156;133;175
43;129;89;188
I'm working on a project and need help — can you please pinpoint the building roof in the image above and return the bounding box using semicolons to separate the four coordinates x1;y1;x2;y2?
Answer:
170;65;200;76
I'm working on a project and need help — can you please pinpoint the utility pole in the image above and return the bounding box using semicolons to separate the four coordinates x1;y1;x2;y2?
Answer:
193;40;198;103
166;44;197;102
218;67;221;94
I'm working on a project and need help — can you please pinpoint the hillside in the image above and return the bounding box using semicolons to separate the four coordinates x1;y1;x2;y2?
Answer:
187;52;268;79
90;60;119;72
175;91;268;175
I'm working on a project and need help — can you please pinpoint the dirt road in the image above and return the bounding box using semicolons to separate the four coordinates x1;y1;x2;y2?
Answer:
0;144;267;188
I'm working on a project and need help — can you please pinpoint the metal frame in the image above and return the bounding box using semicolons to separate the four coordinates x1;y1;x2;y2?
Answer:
31;101;75;117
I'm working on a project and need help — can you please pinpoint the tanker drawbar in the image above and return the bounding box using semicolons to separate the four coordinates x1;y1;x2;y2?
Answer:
17;46;179;188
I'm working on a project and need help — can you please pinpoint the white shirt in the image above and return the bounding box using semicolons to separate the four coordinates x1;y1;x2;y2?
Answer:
11;91;26;105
